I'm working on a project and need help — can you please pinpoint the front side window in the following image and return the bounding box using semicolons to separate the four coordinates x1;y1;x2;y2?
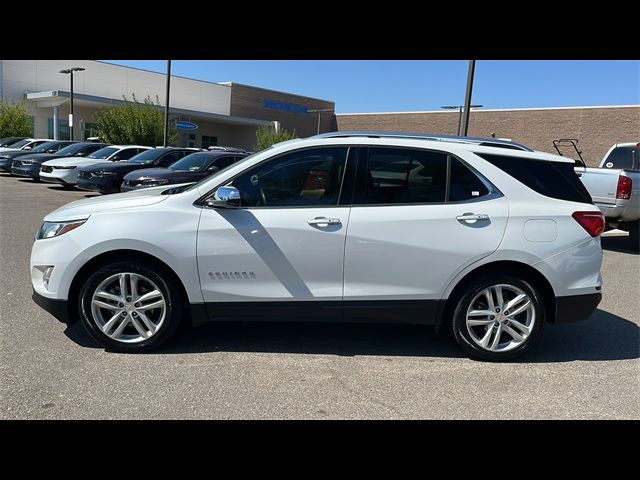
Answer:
230;147;348;207
158;150;187;166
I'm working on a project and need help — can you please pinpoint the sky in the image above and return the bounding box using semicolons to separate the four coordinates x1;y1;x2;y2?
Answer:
103;60;639;114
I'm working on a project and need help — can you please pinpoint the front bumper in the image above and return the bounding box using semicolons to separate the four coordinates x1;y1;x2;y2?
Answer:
555;292;602;323
32;289;70;324
76;176;120;194
11;164;40;179
0;159;13;172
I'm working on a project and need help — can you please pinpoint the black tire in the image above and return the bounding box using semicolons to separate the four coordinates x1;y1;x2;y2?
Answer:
627;220;639;251
450;272;545;361
78;260;185;353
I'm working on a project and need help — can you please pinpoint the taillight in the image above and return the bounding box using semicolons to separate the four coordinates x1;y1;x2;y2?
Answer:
616;175;632;199
572;211;605;237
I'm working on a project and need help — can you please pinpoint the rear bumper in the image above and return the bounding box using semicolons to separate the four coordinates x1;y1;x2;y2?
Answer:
555;292;602;323
32;289;71;324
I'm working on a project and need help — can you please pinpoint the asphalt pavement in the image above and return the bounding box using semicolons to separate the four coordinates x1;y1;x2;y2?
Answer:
1;174;638;419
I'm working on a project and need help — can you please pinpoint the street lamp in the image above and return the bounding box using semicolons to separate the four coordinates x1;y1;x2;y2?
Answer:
59;67;85;141
441;104;483;136
307;108;334;134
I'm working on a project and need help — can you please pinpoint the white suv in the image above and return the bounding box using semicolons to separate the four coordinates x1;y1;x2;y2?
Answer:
30;132;604;360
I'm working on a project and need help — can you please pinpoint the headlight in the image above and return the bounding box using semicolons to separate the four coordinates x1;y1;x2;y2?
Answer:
142;178;169;185
35;220;86;240
20;160;35;165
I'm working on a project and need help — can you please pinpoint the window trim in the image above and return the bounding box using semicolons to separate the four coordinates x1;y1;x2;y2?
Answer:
196;145;356;210
350;145;502;208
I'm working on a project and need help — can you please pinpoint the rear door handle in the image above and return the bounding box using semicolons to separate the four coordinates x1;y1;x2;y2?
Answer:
456;213;489;222
308;217;341;226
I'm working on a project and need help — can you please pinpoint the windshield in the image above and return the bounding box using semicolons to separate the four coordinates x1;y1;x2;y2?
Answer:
128;149;167;164
169;152;215;172
30;141;63;153
184;150;262;192
88;147;119;159
12;139;33;149
56;143;94;157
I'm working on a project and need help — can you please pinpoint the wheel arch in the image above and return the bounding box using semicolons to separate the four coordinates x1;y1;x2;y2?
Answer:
66;249;191;325
439;260;557;331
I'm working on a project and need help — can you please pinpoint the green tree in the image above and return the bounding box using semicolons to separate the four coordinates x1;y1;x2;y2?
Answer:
0;100;33;138
254;125;298;151
95;94;177;146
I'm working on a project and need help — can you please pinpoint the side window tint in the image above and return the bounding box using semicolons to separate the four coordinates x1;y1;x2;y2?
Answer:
448;158;490;202
354;148;448;205
159;151;185;166
116;149;137;160
231;147;348;207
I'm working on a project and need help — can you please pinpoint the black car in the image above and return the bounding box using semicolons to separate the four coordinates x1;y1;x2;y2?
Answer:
121;150;247;192
8;141;83;179
76;148;199;194
0;139;53;172
0;136;28;148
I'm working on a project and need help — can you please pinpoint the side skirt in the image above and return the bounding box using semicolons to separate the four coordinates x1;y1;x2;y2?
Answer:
190;300;444;327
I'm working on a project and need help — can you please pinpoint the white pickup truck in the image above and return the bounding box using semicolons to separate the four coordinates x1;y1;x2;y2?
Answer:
576;142;640;248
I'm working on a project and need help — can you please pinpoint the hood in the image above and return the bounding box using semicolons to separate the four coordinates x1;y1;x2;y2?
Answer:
44;185;171;222
0;147;21;154
123;167;203;180
0;150;35;159
42;157;108;168
11;153;57;163
82;161;148;173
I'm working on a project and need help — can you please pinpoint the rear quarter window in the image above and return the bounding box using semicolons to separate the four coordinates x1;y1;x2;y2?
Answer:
477;153;592;204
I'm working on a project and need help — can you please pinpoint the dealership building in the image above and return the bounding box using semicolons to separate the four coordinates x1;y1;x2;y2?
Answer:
1;60;637;164
0;60;336;150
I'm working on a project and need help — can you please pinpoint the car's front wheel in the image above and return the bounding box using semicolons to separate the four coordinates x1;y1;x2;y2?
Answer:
450;274;545;361
78;261;184;352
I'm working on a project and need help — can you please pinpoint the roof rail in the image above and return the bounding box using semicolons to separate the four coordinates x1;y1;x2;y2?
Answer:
310;131;534;151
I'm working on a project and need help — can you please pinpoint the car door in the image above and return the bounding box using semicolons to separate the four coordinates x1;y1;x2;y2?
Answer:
196;146;353;321
342;146;509;323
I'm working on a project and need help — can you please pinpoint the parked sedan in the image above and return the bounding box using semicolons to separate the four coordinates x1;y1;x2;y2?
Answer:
39;145;151;186
0;139;52;169
76;148;198;194
10;142;106;181
121;150;247;192
9;141;77;178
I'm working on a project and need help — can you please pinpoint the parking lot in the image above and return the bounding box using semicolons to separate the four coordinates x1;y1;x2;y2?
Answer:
1;173;638;419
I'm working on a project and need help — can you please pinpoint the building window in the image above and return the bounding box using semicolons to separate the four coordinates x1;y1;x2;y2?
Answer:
201;135;218;149
47;117;70;140
84;122;99;140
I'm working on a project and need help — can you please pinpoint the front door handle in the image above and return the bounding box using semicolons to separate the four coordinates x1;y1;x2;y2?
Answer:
456;213;489;222
308;217;341;226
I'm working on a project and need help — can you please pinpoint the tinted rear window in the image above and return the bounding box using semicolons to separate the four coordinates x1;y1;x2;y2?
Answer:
478;153;592;204
602;146;639;171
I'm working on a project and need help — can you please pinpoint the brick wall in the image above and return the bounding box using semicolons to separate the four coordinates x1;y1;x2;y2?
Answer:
229;83;336;138
336;106;639;166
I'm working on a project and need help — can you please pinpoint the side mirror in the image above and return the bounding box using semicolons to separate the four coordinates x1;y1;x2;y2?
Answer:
206;186;241;208
23;146;32;150
207;165;220;173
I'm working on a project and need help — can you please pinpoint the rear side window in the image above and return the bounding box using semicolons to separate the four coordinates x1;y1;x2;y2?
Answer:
603;146;639;171
478;153;592;204
354;148;448;204
449;158;490;201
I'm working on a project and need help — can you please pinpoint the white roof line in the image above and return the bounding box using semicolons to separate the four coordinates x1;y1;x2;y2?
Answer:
337;104;640;115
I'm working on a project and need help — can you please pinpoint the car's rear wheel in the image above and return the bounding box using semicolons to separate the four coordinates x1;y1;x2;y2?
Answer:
450;274;545;361
78;261;184;352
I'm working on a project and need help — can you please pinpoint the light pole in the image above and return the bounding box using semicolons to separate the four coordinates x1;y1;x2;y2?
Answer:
441;104;483;136
460;60;477;136
59;67;85;141
307;108;334;134
164;60;171;147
